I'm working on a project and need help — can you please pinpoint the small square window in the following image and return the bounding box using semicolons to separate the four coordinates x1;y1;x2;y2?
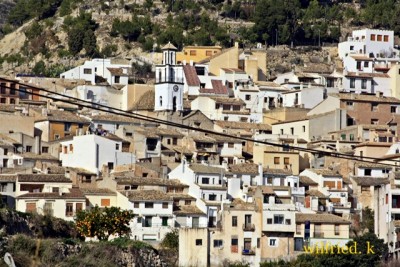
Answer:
196;239;202;246
162;202;168;209
134;202;139;208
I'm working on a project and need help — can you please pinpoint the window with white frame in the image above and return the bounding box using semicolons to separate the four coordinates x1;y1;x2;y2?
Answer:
269;238;278;247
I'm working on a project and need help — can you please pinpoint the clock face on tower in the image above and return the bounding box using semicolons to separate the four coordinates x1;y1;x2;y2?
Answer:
173;85;179;92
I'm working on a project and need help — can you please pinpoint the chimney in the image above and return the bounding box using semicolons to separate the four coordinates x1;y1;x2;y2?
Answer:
258;163;263;178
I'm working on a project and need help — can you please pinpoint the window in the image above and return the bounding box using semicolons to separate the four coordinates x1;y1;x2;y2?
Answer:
377;35;382;41
116;144;120;150
263;195;269;204
361;79;367;89
346;101;353;106
26;146;32;153
350;78;355;88
190;50;197;56
245;95;251;100
54;134;60;140
296;224;301;234
101;199;110;207
231;238;238;246
126;132;133;137
185;200;191;205
206;50;212;56
64;122;72;132
280;129;284;134
69;144;73;153
145;202;154;208
134;202;139;208
83;68;92;74
391;106;397;113
162;202;168;209
172;138;178;145
274;215;284;224
323;181;335;188
371;34;376;41
371;103;378;111
52;187;59;193
3;149;7;156
232;216;238;227
364;169;372;176
213;239;223;247
209;194;216;201
371;119;378;125
43;202;53;216
269;238;277;247
285;219;291;225
302;126;305;132
290;127;294;135
267;177;273;184
284;157;290;165
350;45;354;51
228;143;234;148
364;61;369;68
144;216;152;227
42;146;49;153
0;83;5;94
195;239;202;246
267;218;272;224
114;76;120;83
76;203;83;212
162;217;168;226
335;224;340;235
202;177;210;184
384;35;389;42
274;157;280;164
66;203;73;216
0;98;5;104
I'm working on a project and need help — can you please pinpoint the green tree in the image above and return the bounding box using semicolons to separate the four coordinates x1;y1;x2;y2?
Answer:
75;206;134;241
68;27;84;55
24;21;43;39
32;60;46;75
83;29;97;56
361;207;375;233
160;229;179;250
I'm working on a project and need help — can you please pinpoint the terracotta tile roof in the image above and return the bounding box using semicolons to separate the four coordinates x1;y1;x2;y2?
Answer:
183;65;200;86
263;168;292;175
214;120;272;131
306;190;328;198
168;193;196;200
258;186;275;195
107;67;129;76
17;174;71;183
345;72;389;78
199;80;228;95
129;90;154;111
351;176;390;186
393;220;400;227
229;163;259;175
66;167;96;175
221;110;250;115
162;42;177;50
221;68;246;74
299;176;318;185
279;138;308;144
256;81;286;89
116;177;185;186
17;187;85;199
306;168;341;177
355;162;390;169
209;96;245;105
125;190;172;201
302;64;333;74
20;152;59;161
46;166;66;174
174;205;205;215
0;134;20;144
350;55;374;61
34;109;90;124
0;175;17;182
224;198;256;210
189;133;216;143
196;184;227;190
331;93;400;103
189;163;226;174
80;188;117;196
156;128;184;137
91;114;145;124
296;213;351;224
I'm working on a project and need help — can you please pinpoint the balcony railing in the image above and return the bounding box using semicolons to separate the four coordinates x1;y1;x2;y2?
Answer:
314;232;324;238
242;223;255;232
241;246;256;255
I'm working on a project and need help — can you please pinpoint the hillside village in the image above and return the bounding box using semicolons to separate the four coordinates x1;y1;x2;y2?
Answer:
1;27;400;266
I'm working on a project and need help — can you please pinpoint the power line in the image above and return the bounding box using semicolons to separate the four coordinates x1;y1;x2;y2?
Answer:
3;83;400;168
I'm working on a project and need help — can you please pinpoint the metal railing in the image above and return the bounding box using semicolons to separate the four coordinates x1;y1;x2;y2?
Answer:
242;223;255;231
241;246;256;255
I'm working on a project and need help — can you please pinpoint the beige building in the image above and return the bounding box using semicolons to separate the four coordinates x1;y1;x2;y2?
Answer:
253;145;300;175
198;43;239;76
350;176;390;210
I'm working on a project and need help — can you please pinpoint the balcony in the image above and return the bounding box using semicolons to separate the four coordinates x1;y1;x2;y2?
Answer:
291;187;305;195
241;246;256;255
314;232;324;238
242;223;255;232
